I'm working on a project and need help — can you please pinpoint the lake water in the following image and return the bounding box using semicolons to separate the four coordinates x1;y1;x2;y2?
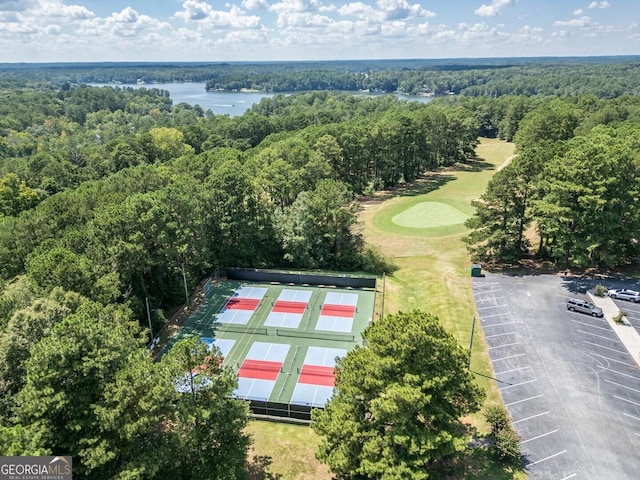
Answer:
91;82;433;117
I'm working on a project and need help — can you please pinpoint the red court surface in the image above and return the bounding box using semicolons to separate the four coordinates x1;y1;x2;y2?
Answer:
320;304;356;317
298;365;336;386
227;297;260;310
238;359;282;381
272;300;307;314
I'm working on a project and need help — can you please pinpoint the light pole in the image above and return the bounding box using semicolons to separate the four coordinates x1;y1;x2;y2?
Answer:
180;253;190;307
468;316;476;370
145;296;154;341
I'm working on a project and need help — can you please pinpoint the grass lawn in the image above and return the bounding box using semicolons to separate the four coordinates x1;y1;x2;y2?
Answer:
246;137;525;479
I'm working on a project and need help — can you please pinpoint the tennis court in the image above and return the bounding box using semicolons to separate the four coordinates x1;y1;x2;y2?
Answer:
163;269;376;420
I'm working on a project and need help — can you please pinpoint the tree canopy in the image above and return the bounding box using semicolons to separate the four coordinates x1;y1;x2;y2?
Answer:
312;310;485;479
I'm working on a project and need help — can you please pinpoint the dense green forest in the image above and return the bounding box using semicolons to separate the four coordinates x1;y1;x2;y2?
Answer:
2;58;640;477
2;57;640;97
463;94;640;268
0;79;480;477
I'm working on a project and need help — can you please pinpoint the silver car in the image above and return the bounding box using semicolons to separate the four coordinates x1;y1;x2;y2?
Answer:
567;298;604;317
607;289;640;303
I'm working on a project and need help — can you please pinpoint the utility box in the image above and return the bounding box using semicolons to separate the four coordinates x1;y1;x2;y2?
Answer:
471;264;482;277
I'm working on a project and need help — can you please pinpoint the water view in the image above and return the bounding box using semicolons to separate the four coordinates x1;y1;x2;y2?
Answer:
91;82;433;117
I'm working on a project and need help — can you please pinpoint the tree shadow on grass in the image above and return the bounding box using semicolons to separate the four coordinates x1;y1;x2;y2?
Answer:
359;173;457;205
456;157;498;172
432;444;524;480
245;455;282;480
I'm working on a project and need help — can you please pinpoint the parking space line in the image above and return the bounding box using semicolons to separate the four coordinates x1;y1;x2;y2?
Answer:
623;412;640;422
613;395;640;407
522;429;557;444
561;473;577;480
604;379;640;394
489;341;521;350
500;379;537;390
495;365;532;375
528;450;567;466
513;411;550;424
473;282;501;288
477;304;508;310
476;296;505;302
493;353;526;362
483;320;518;326
480;313;510;319
587;351;633;366
583;340;628;355
485;331;517;339
616;305;640;314
571;319;614;332
578;329;620;342
603;367;640;381
506;394;544;407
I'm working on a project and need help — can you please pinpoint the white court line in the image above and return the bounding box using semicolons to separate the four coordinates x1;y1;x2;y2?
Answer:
477;304;508;310
583;340;627;355
603;366;640;381
587;351;633;366
513;411;550;424
578;329;620;342
623;412;640;422
500;379;537;390
571;319;614;332
528;450;567;466
604;379;640;394
613;395;640;407
484;320;518;327
485;331;517;339
561;473;577;480
492;353;526;362
494;365;532;375
489;341;521;350
522;429;558;444
506;394;544;407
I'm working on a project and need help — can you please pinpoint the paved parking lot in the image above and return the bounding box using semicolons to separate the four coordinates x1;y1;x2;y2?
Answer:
473;273;640;480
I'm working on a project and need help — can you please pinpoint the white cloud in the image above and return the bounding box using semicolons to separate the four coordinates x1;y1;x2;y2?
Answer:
474;0;516;17
377;0;435;21
78;7;170;39
175;0;214;21
588;1;610;8
0;0;37;11
270;0;319;14
573;8;584;15
554;15;591;27
242;0;269;10
338;2;374;19
38;1;94;19
175;2;261;30
276;11;332;27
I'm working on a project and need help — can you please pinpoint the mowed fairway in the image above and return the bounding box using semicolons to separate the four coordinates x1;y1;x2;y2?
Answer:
245;138;522;479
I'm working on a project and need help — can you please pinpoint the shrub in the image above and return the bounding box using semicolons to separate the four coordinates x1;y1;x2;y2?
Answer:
594;284;608;297
613;311;628;324
494;426;522;463
484;405;510;436
484;405;522;464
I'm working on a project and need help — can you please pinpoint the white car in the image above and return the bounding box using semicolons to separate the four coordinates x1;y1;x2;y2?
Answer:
607;289;640;302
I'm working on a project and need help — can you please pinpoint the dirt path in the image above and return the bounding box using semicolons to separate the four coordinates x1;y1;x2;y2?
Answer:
497;154;517;171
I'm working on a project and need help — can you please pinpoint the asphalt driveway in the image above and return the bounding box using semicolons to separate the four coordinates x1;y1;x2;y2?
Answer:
473;273;640;480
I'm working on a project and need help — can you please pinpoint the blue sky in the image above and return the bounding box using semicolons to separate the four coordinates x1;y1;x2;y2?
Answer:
0;0;638;62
